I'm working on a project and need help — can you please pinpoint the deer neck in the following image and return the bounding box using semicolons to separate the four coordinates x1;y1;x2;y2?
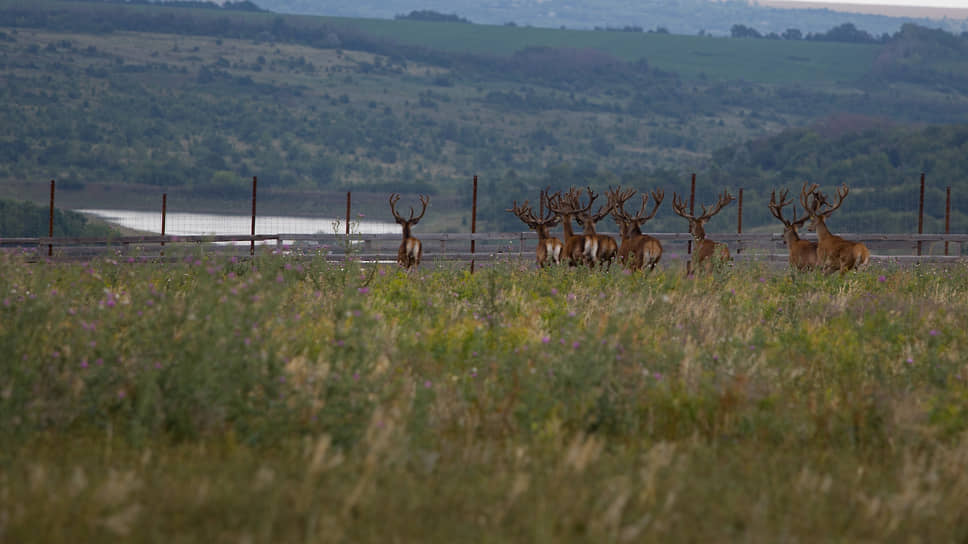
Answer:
560;215;575;238
690;222;706;244
783;227;800;246
401;223;413;240
812;218;834;242
579;215;598;235
535;224;552;240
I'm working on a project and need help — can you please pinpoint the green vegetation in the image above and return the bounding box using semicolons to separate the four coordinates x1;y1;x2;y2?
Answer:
0;197;118;237
2;252;968;540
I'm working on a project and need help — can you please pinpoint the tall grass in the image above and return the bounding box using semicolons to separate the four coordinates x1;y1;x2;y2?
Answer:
1;249;967;541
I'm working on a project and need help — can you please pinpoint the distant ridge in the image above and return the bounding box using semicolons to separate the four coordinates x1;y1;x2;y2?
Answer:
758;0;968;21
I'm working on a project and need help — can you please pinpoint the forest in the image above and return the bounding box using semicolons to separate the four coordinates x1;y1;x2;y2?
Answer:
1;0;967;234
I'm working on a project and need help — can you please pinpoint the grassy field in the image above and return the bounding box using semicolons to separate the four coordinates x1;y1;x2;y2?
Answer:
2;248;967;541
6;0;881;84
316;16;881;84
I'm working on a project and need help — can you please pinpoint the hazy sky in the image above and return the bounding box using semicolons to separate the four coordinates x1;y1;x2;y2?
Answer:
769;0;968;6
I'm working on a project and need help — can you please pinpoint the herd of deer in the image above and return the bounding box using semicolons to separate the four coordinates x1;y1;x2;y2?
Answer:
388;182;870;275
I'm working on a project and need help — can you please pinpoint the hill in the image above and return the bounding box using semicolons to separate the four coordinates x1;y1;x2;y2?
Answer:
1;1;967;233
256;0;968;36
0;197;120;237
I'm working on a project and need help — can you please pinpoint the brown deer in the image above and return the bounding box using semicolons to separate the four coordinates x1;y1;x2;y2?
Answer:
609;187;664;272
507;196;563;268
568;186;618;270
799;183;870;275
672;190;735;273
768;188;819;271
546;188;588;267
388;193;429;270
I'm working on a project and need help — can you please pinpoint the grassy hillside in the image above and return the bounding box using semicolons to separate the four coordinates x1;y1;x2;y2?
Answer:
0;197;119;237
2;1;968;232
0;0;883;83
308;16;881;84
3;253;968;541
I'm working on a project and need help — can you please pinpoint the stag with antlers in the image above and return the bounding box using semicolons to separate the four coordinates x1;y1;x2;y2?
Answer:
609;186;664;272
553;186;618;270
768;188;818;271
799;183;870;275
507;194;563;268
672;189;735;274
546;188;588;267
388;193;429;270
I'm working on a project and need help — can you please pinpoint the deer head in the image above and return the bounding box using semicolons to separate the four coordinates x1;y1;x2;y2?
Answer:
389;193;429;236
799;182;848;234
610;187;664;239
672;189;734;242
507;196;560;237
568;186;613;235
768;188;810;243
546;188;585;233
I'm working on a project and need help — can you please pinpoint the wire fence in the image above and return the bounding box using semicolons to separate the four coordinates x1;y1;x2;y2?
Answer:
2;174;965;265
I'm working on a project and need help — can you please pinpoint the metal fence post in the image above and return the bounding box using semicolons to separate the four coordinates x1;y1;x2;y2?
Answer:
48;179;55;257
736;187;743;254
945;185;951;256
161;193;167;257
250;176;257;257
345;191;351;236
471;175;478;274
917;173;925;256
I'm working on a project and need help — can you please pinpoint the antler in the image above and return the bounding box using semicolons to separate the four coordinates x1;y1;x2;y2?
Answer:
548;187;588;216
769;189;809;228
816;184;849;218
414;195;429;223
695;190;734;221
635;188;665;222
800;182;847;219
538;189;560;225
671;192;692;220
612;188;663;223
389;193;429;224
590;186;616;223
799;182;821;217
506;199;534;226
566;186;597;217
607;187;636;220
389;193;404;222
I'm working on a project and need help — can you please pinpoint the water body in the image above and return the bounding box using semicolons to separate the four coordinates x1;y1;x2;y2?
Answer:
78;209;399;238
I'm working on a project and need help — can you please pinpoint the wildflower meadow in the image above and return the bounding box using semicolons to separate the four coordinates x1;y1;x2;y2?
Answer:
1;249;967;541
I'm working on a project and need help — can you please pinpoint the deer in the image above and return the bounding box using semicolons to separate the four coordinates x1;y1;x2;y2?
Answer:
546;188;589;267
768;188;819;271
609;186;665;272
568;186;618;270
799;183;870;275
672;189;735;274
507;195;563;268
388;193;429;270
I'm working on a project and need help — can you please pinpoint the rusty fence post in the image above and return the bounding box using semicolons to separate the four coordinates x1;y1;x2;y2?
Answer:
250;176;257;257
686;173;695;273
736;187;743;254
917;173;925;256
161;193;167;257
945;185;951;256
471;175;478;274
48;179;55;257
345;191;351;236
